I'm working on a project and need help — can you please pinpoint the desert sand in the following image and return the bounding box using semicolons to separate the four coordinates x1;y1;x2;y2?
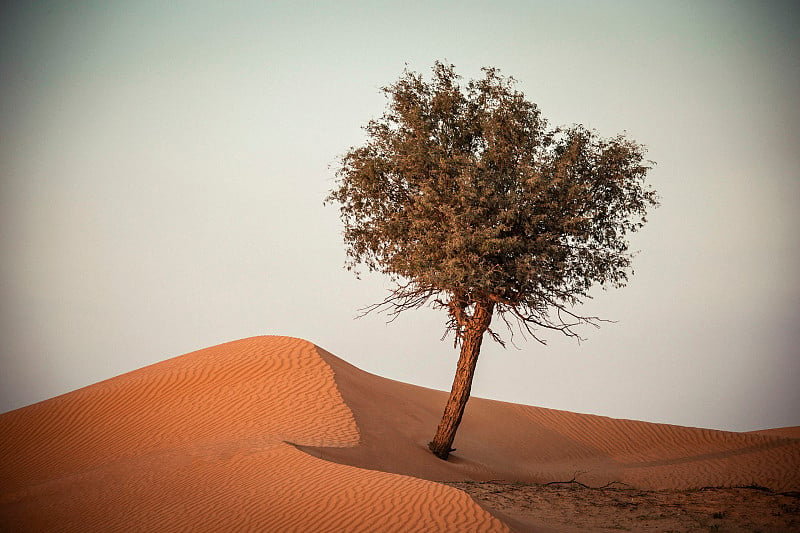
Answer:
1;336;798;532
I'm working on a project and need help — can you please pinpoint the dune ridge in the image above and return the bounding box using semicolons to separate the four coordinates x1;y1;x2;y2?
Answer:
749;426;800;440
1;336;798;532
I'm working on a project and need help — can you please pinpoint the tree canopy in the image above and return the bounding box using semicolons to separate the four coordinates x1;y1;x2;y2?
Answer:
328;62;658;346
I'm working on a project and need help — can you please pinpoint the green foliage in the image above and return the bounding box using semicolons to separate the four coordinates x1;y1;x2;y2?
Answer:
328;62;658;344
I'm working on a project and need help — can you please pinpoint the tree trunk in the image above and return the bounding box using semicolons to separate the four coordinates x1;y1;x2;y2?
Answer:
428;300;494;460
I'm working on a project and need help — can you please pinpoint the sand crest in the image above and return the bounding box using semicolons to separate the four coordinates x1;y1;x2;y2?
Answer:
748;426;800;440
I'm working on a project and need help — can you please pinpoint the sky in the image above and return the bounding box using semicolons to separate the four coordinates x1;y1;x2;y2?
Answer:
1;1;798;432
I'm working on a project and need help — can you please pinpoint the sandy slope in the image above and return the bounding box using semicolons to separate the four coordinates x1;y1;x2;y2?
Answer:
311;345;800;493
1;336;798;532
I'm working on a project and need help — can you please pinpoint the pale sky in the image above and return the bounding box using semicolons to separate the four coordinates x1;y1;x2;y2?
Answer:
1;1;798;432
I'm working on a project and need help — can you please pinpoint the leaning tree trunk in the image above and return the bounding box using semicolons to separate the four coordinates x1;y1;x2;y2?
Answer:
428;300;494;460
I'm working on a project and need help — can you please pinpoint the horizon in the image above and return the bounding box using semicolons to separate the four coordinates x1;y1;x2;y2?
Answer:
1;1;798;432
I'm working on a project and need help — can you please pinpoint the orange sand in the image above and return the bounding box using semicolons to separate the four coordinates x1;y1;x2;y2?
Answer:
1;336;798;531
310;345;800;492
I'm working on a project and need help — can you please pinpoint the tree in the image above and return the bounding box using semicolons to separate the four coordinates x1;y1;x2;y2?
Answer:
327;62;658;460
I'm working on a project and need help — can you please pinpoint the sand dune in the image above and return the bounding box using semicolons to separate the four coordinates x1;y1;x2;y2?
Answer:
0;337;506;532
1;336;798;531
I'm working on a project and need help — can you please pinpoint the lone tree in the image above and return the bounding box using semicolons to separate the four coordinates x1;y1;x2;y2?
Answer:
328;62;658;460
